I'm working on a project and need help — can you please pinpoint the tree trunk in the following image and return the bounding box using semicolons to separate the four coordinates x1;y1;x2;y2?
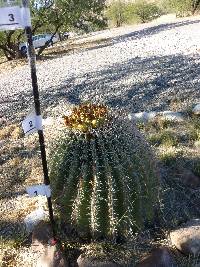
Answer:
0;30;25;60
192;0;200;14
0;44;16;60
37;25;61;56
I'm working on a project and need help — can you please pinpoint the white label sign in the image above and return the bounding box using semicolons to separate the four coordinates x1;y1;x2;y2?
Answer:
26;184;51;197
0;0;31;31
22;113;43;135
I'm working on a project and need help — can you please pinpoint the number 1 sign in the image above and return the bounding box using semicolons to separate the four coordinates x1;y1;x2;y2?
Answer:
0;0;31;30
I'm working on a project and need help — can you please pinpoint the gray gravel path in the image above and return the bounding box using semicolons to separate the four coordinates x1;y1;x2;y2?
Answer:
1;16;200;121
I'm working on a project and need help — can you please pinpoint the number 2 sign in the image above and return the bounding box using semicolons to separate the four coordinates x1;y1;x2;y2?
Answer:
0;0;31;30
21;111;43;136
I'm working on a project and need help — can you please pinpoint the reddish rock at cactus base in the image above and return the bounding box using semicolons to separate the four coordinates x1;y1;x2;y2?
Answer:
32;221;68;267
135;247;177;267
170;219;200;256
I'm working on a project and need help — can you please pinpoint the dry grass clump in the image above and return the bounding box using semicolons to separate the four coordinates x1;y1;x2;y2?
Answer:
158;147;184;167
187;116;200;143
138;114;199;175
1;239;38;267
148;130;179;147
0;124;23;140
136;112;200;230
79;242;134;265
0;241;18;267
136;117;176;132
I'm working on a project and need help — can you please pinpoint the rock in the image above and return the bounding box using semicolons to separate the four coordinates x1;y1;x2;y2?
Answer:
129;110;184;123
145;112;159;121
135;247;177;267
193;104;200;115
180;168;200;188
170;219;200;256
128;112;148;122
129;111;158;123
32;221;52;246
162;111;184;122
36;245;68;267
24;208;47;233
77;255;119;267
32;221;68;267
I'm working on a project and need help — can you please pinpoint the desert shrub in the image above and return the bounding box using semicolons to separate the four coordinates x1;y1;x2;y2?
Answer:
106;1;129;27
49;104;159;240
131;0;163;23
106;0;162;27
161;0;194;17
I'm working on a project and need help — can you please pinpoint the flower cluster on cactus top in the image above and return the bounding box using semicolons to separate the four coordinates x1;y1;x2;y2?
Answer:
63;103;108;132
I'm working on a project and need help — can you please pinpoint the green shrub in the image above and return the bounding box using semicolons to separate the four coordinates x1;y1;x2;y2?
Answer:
132;1;162;23
49;104;159;239
106;0;162;27
106;1;129;27
162;0;193;17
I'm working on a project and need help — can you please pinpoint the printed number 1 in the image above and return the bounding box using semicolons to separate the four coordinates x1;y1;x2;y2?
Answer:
29;121;33;128
34;191;38;196
8;14;15;22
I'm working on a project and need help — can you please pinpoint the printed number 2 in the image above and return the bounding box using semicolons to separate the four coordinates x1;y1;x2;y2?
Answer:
8;14;15;22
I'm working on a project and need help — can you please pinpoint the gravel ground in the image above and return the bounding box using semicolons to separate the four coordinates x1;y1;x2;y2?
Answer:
1;15;200;123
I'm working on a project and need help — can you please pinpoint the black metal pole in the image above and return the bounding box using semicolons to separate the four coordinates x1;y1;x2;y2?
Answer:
25;26;56;239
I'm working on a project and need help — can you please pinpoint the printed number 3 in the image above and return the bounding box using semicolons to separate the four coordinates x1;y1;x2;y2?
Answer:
8;14;15;22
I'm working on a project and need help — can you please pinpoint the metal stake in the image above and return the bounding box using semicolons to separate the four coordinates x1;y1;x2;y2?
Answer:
25;26;56;239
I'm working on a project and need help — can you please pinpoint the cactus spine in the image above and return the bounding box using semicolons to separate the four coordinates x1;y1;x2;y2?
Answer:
49;104;159;239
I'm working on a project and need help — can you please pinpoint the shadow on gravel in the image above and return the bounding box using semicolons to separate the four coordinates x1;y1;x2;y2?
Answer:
79;19;200;54
52;53;199;112
112;19;200;45
0;219;28;241
1;53;200;122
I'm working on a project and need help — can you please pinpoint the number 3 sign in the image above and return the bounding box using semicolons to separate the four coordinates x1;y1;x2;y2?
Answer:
0;0;31;30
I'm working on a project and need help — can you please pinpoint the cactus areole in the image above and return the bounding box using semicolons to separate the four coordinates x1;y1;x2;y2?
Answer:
49;103;159;239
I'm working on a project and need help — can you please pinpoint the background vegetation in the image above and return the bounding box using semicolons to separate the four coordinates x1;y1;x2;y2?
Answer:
106;0;163;27
1;0;200;60
0;0;107;60
106;0;200;27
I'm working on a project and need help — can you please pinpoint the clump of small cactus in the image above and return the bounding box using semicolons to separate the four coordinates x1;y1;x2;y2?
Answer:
49;103;159;239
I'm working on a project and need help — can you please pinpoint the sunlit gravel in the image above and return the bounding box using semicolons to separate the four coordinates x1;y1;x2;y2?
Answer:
1;17;200;120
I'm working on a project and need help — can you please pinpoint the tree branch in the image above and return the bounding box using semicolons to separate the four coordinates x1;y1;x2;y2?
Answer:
192;0;200;14
37;24;62;56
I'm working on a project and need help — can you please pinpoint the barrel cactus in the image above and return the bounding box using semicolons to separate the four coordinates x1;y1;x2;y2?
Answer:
49;103;159;239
